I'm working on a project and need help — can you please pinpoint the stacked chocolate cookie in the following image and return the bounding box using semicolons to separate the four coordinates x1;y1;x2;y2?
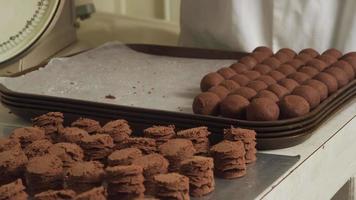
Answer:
32;112;64;141
153;173;190;200
0;147;28;185
48;143;85;168
100;119;132;148
79;134;114;161
105;165;145;199
210;140;246;179
74;186;107;200
24;139;53;159
224;127;257;163
144;125;175;146
71;118;101;135
34;189;76;200
176;127;210;155
9;127;46;149
108;148;143;166
0;179;28;200
58;127;89;144
122;137;157;154
180;156;215;197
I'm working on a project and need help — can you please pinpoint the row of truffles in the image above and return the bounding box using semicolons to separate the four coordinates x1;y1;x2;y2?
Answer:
194;47;356;121
0;112;256;200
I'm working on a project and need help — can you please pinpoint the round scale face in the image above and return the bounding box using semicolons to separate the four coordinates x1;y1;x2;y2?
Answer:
0;0;60;64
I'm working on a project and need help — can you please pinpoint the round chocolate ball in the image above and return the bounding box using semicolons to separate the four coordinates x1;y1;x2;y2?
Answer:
278;78;300;92
316;55;337;66
285;59;304;69
192;92;221;115
277;48;297;58
254;64;272;75
322;48;342;59
253;46;273;56
243;70;261;80
295;53;313;63
220;95;250;119
305;79;328;101
239;56;258;68
314;72;339;94
229;74;250;86
262;57;281;69
331;60;355;81
246;80;268;92
251;52;270;62
217;67;236;79
299;48;319;57
200;72;224;92
288;72;311;84
208;86;230;99
292;85;321;109
298;66;319;77
230;63;249;73
219;80;240;91
268;70;286;81
273;52;290;63
305;59;328;71
246;98;280;121
256;90;279;102
276;64;296;76
256;75;277;86
268;84;290;99
342;57;356;72
230;87;257;100
325;67;349;87
279;95;310;118
341;52;356;59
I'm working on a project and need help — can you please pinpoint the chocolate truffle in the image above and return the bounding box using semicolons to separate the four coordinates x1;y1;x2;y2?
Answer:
262;57;281;69
295;53;313;63
253;46;273;56
254;64;272;74
306;59;327;71
256;90;279;102
250;51;270;62
323;48;342;58
100;119;132;143
343;57;356;72
153;173;190;200
108;148;142;166
314;72;339;94
208;86;230;99
24;139;53;159
331;60;355;81
10;127;46;149
268;70;286;81
246;80;268;92
229;74;250;86
292;86;321;109
277;48;296;58
58;127;89;144
219;79;240;91
317;55;337;66
217;67;237;79
200;72;224;92
279;95;310;118
278;78;300;92
325;67;349;87
32;112;64;140
256;75;277;86
299;48;319;57
276;64;296;76
34;189;76;200
71;118;101;135
0;149;28;185
74;186;107;200
305;79;328;101
242;70;261;80
229;62;249;73
80;134;114;161
0;179;28;200
342;52;356;59
268;84;290;99
220;95;250;118
238;56;258;68
176;127;211;154
143;125;175;146
192;92;221;115
273;52;291;63
285;59;304;69
0;138;21;153
48;142;84;168
122;137;157;155
288;72;311;84
246;98;280;121
298;66;319;77
230;87;257;100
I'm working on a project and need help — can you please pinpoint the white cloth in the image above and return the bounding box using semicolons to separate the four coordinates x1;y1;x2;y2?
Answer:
179;0;356;53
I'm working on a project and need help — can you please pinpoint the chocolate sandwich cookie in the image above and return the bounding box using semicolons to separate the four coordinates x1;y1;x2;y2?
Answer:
153;173;190;200
217;67;236;79
26;154;64;195
100;119;132;144
71;118;101;135
230;87;257;100
229;62;249;73
0;138;21;153
208;86;230;99
48;143;84;168
0;179;28;200
65;161;105;193
24;139;53;159
176;127;211;154
58;127;89;144
144;125;175;146
122;137;157;154
0;149;28;185
108;148;142;166
192;92;220;115
256;90;279;102
253;64;272;75
200;72;224;92
159;139;196;172
32;112;64;141
229;74;250;86
74;186;107;200
80;134;114;161
10;127;46;149
219;80;240;91
34;189;76;200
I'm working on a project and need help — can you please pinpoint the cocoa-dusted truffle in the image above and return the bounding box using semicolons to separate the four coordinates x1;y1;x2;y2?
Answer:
256;90;279;102
220;95;250;118
229;74;250;86
254;64;272;75
276;64;296;76
71;118;101;135
279;95;310;118
268;84;290;99
246;98;280;121
305;79;328;101
192;92;221;115
292;86;321;109
242;70;261;80
288;72;311;84
277;48;296;58
256;75;277;86
208;86;230;99
250;51;270;62
268;70;286;81
285;59;304;69
253;46;273;56
305;59;327;71
262;57;281;69
200;72;224;92
230;87;257;100
314;72;339;94
299;48;319;57
10;127;45;149
343;57;356;71
238;56;258;68
323;48;342;59
229;63;249;73
331;60;355;81
298;66;319;77
219;80;240;91
278;78;300;92
246;80;268;92
325;67;349;87
316;55;337;66
273;52;290;63
295;53;313;63
217;67;236;79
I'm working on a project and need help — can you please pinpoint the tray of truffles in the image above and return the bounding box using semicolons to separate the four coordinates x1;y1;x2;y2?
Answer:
0;42;355;149
0;112;300;200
